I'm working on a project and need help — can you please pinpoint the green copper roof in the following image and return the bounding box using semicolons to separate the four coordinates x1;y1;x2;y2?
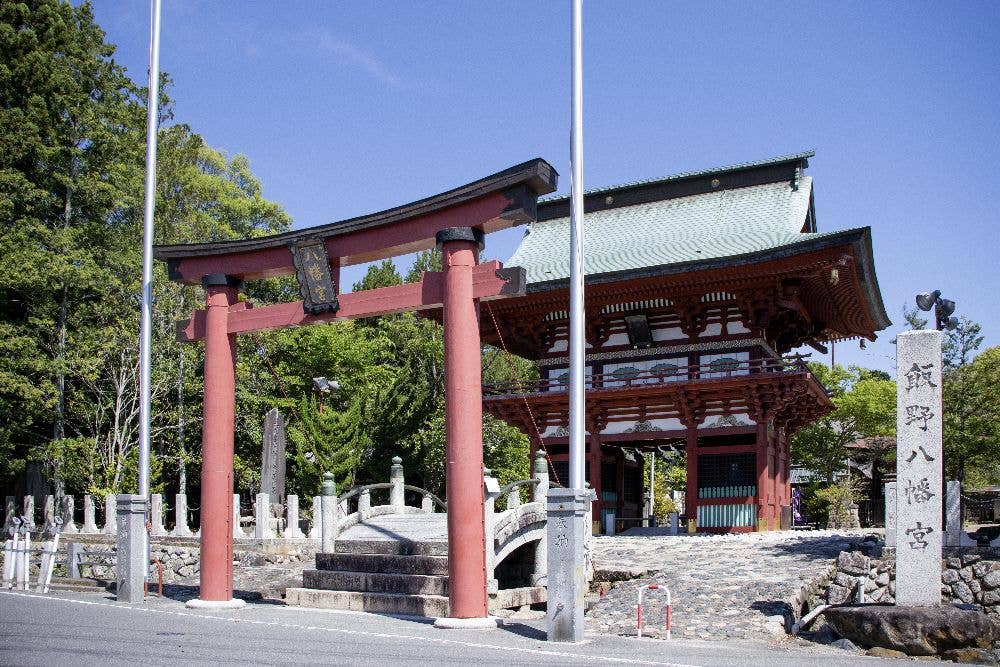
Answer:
509;176;833;284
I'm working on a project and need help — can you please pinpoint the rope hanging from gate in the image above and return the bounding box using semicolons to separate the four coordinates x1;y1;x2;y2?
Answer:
485;302;562;487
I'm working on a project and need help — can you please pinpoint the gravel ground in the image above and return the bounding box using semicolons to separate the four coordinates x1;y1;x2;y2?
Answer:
587;529;875;642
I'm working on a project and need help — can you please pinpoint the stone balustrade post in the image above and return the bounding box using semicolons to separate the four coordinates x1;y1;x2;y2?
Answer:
173;494;193;537
885;482;896;547
43;495;54;528
389;456;405;512
4;496;15;534
233;493;246;538
421;493;433;513
60;495;78;534
66;541;84;578
103;494;116;534
284;495;304;538
506;486;521;511
483;468;501;590
150;494;167;536
358;489;371;520
309;495;322;539
82;495;99;533
254;493;274;539
22;496;35;530
320;473;338;553
946;480;976;547
532;450;549;503
532;451;549;585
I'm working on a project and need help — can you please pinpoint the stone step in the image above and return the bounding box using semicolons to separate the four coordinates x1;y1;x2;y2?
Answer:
333;539;448;557
316;552;449;576
46;577;111;592
286;587;450;617
303;569;449;596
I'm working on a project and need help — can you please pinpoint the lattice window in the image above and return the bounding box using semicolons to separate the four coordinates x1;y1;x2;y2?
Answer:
697;452;757;499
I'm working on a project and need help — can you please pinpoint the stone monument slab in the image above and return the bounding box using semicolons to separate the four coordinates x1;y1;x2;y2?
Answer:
260;408;287;503
895;330;943;606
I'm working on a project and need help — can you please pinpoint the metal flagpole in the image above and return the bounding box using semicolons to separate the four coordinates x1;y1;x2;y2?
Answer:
138;0;162;542
568;0;585;492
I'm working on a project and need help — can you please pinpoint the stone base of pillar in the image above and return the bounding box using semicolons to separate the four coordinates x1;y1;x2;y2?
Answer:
185;597;247;610
546;488;591;643
432;616;500;630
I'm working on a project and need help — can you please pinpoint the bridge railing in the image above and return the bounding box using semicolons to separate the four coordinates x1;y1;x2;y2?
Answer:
483;450;550;590
319;456;446;550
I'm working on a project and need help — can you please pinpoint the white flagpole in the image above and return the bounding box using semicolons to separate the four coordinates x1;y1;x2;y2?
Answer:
568;0;586;491
138;0;162;503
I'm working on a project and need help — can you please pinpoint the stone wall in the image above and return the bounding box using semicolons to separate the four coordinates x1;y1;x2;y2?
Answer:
812;546;1000;615
66;537;316;583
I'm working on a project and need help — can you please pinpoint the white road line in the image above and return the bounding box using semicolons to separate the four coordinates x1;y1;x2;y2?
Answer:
1;591;699;667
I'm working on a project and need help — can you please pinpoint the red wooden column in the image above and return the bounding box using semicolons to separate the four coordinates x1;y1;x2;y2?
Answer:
437;228;488;621
587;426;603;528
755;420;770;531
192;274;241;606
685;430;698;532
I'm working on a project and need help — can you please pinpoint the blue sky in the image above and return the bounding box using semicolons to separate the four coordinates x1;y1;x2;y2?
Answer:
90;1;1000;372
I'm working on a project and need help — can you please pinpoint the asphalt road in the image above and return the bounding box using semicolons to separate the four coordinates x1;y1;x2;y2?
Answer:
0;590;893;666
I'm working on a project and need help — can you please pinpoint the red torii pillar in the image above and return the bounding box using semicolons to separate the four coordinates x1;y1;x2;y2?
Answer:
437;227;489;622
189;274;242;607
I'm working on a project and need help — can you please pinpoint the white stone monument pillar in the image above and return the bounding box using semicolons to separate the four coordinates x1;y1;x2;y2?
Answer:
884;482;896;547
895;330;943;606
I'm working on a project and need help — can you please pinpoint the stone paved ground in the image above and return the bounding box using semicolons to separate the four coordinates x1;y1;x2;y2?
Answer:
588;529;875;642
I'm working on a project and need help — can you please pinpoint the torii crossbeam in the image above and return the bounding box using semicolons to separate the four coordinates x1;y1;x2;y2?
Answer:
154;159;558;619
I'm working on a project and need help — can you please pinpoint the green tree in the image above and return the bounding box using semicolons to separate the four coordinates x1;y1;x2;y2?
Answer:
792;363;896;484
0;0;146;496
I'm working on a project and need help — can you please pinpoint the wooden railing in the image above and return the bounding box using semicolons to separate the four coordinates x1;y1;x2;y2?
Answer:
482;354;814;397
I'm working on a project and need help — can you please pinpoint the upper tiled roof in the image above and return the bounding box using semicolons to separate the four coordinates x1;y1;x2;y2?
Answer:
509;175;841;284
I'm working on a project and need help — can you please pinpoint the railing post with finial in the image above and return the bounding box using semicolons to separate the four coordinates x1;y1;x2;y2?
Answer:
533;450;551;585
320;472;338;553
483;467;501;590
390;456;405;512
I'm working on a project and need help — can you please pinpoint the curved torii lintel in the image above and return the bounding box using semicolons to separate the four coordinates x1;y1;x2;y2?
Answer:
154;158;558;285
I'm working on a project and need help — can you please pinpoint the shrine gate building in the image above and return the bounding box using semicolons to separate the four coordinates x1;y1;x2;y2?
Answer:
481;152;890;533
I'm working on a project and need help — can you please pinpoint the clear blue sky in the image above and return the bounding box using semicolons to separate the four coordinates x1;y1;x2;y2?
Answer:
90;1;1000;373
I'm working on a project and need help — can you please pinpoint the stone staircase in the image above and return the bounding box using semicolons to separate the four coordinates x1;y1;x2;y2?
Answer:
285;514;545;617
286;537;452;616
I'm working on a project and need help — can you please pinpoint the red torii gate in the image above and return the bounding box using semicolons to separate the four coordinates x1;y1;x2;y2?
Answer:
154;159;557;619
